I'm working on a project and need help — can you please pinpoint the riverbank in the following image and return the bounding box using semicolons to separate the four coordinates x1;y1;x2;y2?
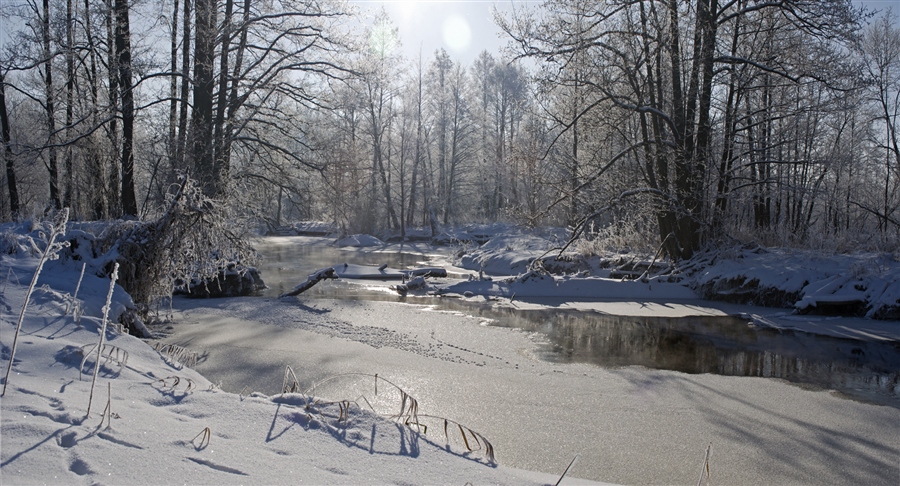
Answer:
316;233;900;342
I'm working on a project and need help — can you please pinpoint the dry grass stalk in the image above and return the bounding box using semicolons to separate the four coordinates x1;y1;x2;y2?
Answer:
156;375;194;392
555;454;579;486
86;262;119;418
2;209;69;397
79;343;129;380
419;414;495;463
99;382;119;428
192;427;211;450
298;372;495;463
73;303;84;328
282;365;301;394
67;262;86;315
302;373;421;429
152;342;198;368
697;442;711;486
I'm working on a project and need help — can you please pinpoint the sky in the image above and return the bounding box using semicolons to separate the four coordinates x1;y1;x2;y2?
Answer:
352;0;897;66
350;0;537;64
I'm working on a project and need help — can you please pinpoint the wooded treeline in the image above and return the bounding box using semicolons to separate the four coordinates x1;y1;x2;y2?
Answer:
1;0;898;258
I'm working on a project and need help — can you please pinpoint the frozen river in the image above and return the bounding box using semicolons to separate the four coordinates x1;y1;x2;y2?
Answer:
163;237;900;484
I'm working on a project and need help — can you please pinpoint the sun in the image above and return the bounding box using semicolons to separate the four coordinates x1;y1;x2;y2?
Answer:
442;14;472;53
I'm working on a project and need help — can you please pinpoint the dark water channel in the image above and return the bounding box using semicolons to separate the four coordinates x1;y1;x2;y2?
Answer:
254;238;900;407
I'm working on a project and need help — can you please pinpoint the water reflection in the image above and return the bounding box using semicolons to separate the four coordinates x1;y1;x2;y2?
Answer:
432;301;900;406
253;238;900;407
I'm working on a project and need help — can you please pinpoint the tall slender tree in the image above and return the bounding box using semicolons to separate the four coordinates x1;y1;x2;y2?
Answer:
115;0;137;216
1;69;19;219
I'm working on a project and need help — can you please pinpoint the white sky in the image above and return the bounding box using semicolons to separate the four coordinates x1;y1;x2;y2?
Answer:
351;0;895;66
350;0;538;64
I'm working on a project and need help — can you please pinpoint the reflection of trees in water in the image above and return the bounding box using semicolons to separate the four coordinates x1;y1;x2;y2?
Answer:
528;312;900;403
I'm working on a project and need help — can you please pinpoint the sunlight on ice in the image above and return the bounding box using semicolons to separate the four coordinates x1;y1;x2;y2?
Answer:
442;14;471;52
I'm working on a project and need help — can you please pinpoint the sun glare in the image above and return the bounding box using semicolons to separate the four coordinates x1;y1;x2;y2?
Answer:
389;0;418;20
442;14;472;52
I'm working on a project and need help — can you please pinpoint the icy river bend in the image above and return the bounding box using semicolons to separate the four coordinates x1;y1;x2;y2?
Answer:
164;237;900;485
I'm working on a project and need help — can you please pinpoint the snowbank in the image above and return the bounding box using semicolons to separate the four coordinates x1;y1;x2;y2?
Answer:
694;247;900;319
457;233;559;275
449;230;900;323
445;273;697;301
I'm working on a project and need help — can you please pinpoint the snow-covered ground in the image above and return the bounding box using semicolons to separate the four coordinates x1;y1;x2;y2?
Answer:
0;238;597;485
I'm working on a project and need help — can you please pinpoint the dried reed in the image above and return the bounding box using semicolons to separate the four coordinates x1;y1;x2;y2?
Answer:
152;342;199;368
86;262;119;418
296;371;495;462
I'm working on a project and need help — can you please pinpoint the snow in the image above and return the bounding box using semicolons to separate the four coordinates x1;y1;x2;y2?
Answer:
3;224;899;484
457;233;559;276
334;234;385;248
428;231;899;339
0;246;600;485
445;274;698;301
694;247;900;319
332;262;446;280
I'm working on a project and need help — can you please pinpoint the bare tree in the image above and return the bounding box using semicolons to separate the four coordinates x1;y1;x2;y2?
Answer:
114;0;137;216
860;10;900;232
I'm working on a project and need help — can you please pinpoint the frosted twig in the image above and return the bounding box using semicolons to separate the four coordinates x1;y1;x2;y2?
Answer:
2;208;69;397
86;263;119;418
67;262;86;315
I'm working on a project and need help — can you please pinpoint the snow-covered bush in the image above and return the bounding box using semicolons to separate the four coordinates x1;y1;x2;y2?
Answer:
93;176;258;311
0;225;22;255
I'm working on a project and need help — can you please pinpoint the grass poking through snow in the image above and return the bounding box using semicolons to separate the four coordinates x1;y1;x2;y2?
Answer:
282;369;496;463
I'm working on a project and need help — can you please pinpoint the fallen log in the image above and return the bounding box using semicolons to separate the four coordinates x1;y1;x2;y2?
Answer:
279;267;338;298
405;267;447;278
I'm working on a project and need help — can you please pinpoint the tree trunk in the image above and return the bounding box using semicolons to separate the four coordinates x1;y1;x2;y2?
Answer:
84;0;106;219
1;70;20;219
213;0;233;191
106;0;120;216
175;0;191;170
222;0;251;176
115;0;138;217
407;54;422;227
191;0;216;196
168;0;179;173
64;0;75;210
43;0;60;210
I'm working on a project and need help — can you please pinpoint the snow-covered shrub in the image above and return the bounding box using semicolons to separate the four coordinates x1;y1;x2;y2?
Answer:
573;217;658;257
0;226;22;255
94;176;258;311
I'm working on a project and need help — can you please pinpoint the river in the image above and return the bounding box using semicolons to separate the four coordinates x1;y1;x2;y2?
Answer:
163;236;900;485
